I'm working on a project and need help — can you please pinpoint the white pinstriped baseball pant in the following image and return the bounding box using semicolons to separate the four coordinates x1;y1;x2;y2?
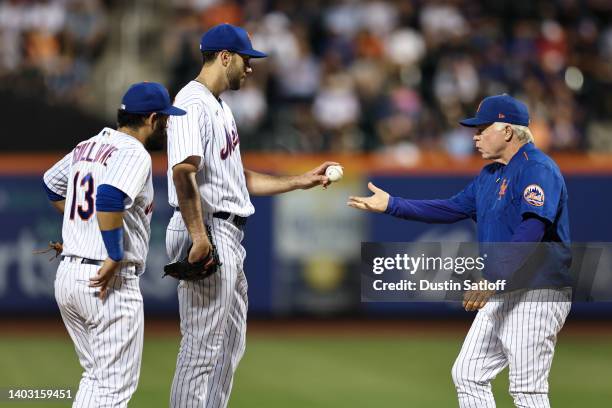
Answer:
54;260;144;408
166;212;248;408
452;288;572;408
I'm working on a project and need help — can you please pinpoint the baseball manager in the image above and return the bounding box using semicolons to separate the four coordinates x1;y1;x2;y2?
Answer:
349;94;573;408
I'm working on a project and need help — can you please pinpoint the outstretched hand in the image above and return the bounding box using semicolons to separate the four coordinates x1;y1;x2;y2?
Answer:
347;182;390;213
295;161;341;190
89;258;120;300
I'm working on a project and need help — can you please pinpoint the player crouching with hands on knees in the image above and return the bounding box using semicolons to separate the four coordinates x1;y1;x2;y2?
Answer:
348;94;573;408
42;82;185;408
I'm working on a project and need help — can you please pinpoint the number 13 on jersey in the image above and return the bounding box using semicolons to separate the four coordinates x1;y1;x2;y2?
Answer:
69;172;95;221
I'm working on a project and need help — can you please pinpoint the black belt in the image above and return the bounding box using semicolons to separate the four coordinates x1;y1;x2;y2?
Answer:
61;255;104;266
213;211;248;228
174;208;248;229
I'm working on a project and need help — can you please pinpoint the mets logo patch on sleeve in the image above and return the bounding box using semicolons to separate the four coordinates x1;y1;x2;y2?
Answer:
523;184;545;207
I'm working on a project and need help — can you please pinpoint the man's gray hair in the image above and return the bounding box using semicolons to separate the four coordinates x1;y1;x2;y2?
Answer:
494;122;534;143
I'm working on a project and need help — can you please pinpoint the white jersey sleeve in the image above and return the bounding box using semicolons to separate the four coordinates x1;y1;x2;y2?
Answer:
168;104;209;171
43;152;72;198
101;147;151;208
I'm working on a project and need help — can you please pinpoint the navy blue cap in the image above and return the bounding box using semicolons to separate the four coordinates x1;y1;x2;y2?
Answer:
120;82;186;116
460;94;529;127
200;23;267;58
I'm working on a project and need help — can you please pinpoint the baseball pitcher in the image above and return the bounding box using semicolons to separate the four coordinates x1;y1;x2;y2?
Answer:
165;23;339;408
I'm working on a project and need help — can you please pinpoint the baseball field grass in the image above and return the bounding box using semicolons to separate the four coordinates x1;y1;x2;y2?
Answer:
1;322;610;407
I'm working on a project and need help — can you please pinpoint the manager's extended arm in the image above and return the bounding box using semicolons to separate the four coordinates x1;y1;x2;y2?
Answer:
384;197;470;224
348;181;476;224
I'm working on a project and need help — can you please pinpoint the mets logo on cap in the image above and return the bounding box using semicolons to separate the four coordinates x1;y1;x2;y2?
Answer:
523;184;545;207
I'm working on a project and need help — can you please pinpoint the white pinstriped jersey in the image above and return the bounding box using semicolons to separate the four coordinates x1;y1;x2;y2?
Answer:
167;80;254;217
44;127;154;270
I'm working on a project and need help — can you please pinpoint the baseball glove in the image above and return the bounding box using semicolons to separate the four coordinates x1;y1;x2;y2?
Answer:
163;225;221;281
33;241;63;261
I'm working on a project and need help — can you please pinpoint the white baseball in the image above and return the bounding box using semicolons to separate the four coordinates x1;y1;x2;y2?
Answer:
325;165;343;182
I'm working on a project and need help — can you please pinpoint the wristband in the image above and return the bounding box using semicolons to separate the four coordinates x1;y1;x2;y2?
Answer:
101;227;124;262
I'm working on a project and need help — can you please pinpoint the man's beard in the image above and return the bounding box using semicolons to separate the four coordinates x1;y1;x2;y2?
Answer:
227;64;243;90
144;121;167;151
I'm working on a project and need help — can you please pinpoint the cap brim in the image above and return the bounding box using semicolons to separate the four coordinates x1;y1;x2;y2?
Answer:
159;106;186;116
239;49;267;58
459;117;490;127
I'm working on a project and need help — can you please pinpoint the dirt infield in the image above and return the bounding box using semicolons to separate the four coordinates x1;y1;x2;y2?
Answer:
2;317;611;338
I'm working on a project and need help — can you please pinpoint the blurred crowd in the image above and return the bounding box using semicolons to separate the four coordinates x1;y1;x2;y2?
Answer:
2;0;612;155
0;0;107;103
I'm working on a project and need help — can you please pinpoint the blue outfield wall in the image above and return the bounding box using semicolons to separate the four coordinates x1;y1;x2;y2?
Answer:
0;174;610;318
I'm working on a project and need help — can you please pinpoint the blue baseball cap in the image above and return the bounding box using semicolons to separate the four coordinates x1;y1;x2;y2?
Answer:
200;23;267;58
460;94;529;127
120;82;186;116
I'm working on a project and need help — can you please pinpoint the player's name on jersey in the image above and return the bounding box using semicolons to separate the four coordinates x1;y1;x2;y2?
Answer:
72;141;118;166
372;279;507;292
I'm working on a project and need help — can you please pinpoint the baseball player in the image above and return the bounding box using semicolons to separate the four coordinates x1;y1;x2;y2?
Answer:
43;82;185;407
348;94;573;408
166;23;338;407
